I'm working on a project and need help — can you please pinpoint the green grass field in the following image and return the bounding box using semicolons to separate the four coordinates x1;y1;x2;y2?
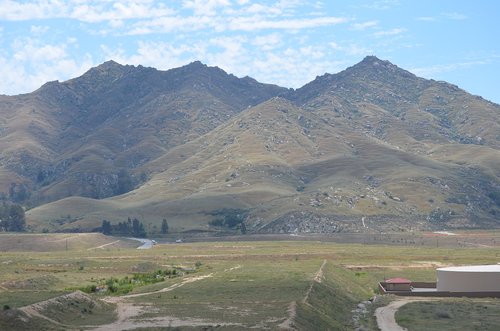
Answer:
396;299;500;331
0;232;499;330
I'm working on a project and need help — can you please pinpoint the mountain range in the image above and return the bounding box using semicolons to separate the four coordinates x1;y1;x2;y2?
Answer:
1;56;498;234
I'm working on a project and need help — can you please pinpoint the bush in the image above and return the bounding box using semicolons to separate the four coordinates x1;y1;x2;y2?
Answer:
488;191;500;207
3;304;10;310
208;208;248;229
81;284;97;293
435;310;451;319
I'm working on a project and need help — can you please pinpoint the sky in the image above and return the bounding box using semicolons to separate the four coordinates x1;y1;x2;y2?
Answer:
1;0;499;103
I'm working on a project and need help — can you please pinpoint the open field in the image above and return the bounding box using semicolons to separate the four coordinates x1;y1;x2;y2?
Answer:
396;298;500;331
0;232;499;330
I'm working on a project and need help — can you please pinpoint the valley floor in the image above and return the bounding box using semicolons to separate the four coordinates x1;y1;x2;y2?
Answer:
0;232;499;330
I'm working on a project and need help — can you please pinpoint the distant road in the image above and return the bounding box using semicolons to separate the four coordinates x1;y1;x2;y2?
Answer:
126;237;154;249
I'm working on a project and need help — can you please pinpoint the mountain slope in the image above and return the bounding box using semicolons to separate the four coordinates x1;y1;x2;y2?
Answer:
0;61;287;203
27;93;500;233
1;56;498;233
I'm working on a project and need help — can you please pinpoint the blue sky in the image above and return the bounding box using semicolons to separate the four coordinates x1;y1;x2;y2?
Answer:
1;0;499;103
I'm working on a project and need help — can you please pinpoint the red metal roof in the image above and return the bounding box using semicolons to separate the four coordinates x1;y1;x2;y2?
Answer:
386;277;411;284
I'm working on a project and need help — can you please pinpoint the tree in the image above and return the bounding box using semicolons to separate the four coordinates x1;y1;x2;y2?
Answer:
102;220;112;235
115;169;133;195
8;204;25;231
9;183;30;203
132;218;147;238
161;219;169;235
0;203;26;232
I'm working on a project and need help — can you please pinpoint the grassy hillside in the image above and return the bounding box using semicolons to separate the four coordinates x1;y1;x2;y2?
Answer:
27;95;500;233
2;56;499;233
0;61;286;203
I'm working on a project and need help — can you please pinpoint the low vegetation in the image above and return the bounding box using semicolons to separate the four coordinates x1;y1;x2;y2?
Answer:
0;231;499;330
79;267;186;295
397;299;500;331
0;203;26;232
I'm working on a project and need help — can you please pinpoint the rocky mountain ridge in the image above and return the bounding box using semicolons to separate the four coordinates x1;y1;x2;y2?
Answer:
0;56;498;234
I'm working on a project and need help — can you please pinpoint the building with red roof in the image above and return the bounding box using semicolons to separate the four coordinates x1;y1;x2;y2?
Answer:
385;278;412;291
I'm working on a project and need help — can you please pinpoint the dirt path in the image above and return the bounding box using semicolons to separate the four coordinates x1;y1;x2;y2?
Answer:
87;240;121;250
277;260;326;330
116;273;214;299
375;298;438;331
91;271;224;330
277;301;297;330
303;259;326;304
464;242;493;248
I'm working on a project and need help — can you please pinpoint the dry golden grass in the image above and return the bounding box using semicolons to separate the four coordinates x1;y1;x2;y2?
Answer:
25;95;500;233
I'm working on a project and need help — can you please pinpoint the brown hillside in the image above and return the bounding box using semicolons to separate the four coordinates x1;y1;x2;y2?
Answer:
1;56;498;233
0;61;287;203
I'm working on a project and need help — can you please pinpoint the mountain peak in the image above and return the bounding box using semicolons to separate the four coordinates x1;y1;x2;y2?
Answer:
360;55;382;64
96;60;123;70
186;60;206;68
353;55;400;71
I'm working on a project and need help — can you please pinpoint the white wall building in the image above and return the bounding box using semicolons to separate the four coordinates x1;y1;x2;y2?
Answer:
437;265;500;292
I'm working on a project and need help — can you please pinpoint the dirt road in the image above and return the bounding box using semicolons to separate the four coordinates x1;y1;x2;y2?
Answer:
375;298;437;331
375;299;410;331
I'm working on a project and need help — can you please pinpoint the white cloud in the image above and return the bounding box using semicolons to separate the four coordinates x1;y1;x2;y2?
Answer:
126;12;348;35
443;12;467;20
252;33;283;51
411;60;488;77
351;20;378;30
0;37;94;95
372;28;405;37
13;39;67;62
182;0;231;16
101;41;206;70
249;47;345;88
417;12;468;22
0;0;176;22
66;37;78;44
328;41;372;56
30;25;50;34
127;15;215;35
365;0;400;10
69;2;176;23
0;0;65;20
228;16;348;31
416;16;436;22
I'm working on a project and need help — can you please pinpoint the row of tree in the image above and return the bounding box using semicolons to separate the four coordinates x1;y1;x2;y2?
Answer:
101;217;147;237
0;203;26;232
101;218;170;238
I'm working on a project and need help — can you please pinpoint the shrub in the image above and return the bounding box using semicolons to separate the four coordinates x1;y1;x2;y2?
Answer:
435;310;451;319
208;208;248;228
